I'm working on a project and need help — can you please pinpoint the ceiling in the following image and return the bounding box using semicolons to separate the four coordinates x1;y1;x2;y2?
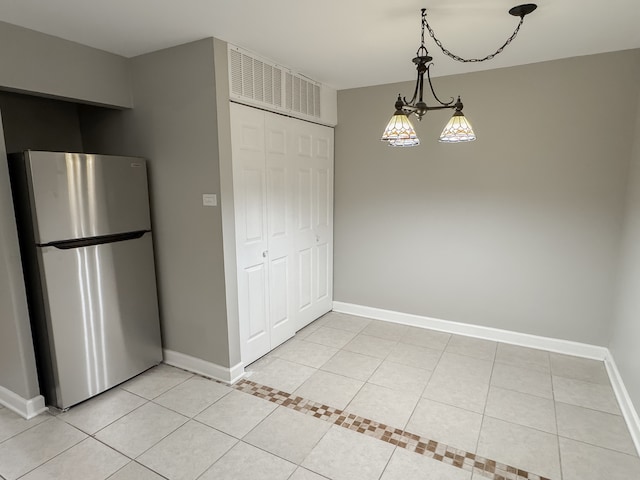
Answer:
0;0;639;90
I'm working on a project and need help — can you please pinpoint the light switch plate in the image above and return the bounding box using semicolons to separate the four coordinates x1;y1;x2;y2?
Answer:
202;194;217;206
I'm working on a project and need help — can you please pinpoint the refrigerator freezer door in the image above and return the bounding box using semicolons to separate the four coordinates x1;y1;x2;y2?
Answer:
38;232;162;409
25;151;151;244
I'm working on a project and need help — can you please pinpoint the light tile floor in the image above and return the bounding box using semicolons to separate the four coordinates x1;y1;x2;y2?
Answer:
1;311;639;479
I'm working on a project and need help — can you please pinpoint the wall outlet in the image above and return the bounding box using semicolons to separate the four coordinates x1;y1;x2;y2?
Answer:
202;194;217;206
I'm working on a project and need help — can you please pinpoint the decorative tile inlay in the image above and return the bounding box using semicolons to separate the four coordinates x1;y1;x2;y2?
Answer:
232;378;553;480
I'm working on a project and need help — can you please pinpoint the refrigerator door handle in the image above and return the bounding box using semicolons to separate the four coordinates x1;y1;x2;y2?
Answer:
43;230;148;249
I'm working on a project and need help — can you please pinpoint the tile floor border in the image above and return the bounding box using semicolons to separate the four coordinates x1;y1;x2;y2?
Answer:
232;379;553;480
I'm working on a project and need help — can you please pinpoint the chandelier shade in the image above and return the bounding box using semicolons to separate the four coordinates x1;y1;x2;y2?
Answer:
389;138;421;147
439;110;476;143
381;110;419;147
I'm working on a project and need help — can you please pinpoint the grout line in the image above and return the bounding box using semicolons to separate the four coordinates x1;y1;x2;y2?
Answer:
555;433;639;459
87;394;151;437
551;372;564;480
0;409;52;445
553;400;617;416
91;403;189;464
119;460;171;480
286;466;332;480
10;421;87;480
475;350;498;455
399;345;442;434
337;326;405;415
232;378;554;480
192;439;241;480
376;445;398;480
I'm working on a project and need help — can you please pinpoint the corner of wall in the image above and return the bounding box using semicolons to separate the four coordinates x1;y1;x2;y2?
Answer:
608;59;640;425
163;349;244;385
604;350;640;456
213;37;242;367
0;111;41;401
123;38;232;368
0;385;47;419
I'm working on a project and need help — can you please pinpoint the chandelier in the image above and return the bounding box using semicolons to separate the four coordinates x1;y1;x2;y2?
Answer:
381;4;538;147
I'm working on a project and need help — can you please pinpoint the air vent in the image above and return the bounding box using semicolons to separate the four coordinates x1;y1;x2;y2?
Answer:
284;73;322;118
230;48;284;110
228;44;322;122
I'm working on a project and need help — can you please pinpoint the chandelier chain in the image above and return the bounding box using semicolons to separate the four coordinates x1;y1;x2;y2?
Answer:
423;14;526;63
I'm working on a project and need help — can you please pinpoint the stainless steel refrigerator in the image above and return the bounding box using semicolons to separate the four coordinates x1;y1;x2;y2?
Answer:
9;151;163;409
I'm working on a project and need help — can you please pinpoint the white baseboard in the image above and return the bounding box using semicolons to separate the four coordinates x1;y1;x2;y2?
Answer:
0;385;47;419
332;301;640;456
332;301;608;360
163;349;245;384
604;352;640;456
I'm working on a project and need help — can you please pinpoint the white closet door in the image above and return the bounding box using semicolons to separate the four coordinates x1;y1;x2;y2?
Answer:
264;112;296;349
231;104;271;363
232;102;333;364
293;121;334;329
293;129;315;326
310;122;334;320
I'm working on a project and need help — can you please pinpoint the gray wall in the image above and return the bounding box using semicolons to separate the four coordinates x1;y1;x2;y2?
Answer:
0;91;84;153
610;90;640;411
0;21;131;108
0;112;39;400
334;49;640;346
80;39;234;367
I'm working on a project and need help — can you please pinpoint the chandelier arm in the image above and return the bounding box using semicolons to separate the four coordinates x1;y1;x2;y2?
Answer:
425;64;454;106
424;12;526;63
424;105;455;112
403;67;423;107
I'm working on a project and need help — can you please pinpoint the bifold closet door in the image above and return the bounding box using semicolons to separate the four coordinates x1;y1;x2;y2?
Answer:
231;103;298;364
293;121;334;329
231;102;333;365
231;104;272;364
264;113;297;349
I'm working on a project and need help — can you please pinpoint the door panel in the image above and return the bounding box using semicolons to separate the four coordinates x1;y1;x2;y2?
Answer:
245;264;268;341
268;167;287;237
297;169;313;231
267;129;286;155
312;128;334;319
298;134;312;157
265;113;295;349
293;122;334;328
298;247;313;310
316;168;330;229
242;169;266;244
317;243;329;301
231;104;270;363
269;256;289;328
240;125;263;151
316;137;330;159
293;134;315;326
